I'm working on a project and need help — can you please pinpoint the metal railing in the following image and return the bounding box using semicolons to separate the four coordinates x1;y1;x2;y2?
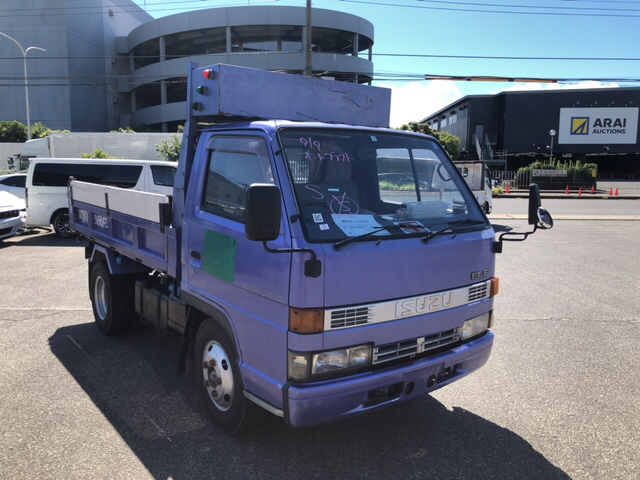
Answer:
474;135;483;160
488;169;531;189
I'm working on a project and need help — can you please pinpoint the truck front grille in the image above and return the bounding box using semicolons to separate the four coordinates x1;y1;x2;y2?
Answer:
468;283;489;302
372;329;461;365
330;307;372;329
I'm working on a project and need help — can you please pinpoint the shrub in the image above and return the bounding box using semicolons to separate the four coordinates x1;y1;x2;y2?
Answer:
516;159;597;188
80;149;115;159
156;134;182;162
379;181;414;191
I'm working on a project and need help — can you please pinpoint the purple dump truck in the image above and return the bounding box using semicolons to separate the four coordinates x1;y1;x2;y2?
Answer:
69;64;553;433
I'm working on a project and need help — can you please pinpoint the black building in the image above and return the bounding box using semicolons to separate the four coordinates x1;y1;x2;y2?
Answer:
421;87;640;178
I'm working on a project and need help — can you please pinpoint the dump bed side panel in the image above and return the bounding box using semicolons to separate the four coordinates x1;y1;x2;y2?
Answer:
69;180;176;276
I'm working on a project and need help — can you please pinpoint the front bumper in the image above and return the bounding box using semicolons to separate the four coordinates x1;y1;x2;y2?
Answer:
286;332;493;428
0;215;22;240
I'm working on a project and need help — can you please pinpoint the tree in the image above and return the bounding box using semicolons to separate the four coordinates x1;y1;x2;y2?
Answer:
80;149;114;159
397;121;461;160
0;121;27;143
156;134;182;162
398;121;436;137
31;122;70;139
437;131;460;161
110;127;137;133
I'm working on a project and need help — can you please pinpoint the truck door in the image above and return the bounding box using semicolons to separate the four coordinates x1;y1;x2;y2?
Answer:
184;133;291;395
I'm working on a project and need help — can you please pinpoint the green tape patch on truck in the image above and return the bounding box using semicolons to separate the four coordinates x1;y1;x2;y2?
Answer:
203;229;236;284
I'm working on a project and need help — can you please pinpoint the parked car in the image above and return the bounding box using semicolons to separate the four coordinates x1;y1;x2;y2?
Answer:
0;191;26;241
0;173;27;200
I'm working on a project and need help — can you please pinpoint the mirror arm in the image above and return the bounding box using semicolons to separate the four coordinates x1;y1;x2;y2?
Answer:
492;224;540;253
262;241;322;278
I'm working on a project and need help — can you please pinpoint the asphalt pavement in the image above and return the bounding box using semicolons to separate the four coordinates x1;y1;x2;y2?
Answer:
0;198;638;480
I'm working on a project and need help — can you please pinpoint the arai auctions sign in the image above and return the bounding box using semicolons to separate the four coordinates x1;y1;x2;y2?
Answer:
558;107;639;144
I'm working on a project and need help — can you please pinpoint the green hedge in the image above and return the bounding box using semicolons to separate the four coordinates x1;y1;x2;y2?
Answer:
517;160;597;189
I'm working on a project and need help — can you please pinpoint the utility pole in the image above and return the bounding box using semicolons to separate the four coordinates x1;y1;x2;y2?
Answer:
304;0;312;76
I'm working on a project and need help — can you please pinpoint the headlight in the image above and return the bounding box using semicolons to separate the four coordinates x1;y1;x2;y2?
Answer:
288;344;372;380
312;350;349;374
461;311;492;341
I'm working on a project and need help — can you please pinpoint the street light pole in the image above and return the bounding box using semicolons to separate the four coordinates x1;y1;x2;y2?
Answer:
0;33;46;140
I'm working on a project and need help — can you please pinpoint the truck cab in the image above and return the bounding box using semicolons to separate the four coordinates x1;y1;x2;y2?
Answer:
179;120;495;427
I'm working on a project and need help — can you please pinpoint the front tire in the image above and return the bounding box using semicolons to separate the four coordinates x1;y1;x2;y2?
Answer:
194;319;259;434
52;210;73;238
89;261;135;334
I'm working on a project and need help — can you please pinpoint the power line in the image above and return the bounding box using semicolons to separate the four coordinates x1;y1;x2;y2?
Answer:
339;0;640;17
1;51;639;61
414;0;640;13
1;73;639;87
373;53;640;61
0;1;277;18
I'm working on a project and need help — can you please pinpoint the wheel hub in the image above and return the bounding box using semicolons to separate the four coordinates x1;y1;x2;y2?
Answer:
93;275;108;320
201;341;234;411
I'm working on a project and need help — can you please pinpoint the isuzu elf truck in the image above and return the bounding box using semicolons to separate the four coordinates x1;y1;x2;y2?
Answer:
69;64;553;433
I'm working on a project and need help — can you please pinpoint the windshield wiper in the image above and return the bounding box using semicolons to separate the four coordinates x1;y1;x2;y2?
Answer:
333;224;407;250
421;219;486;244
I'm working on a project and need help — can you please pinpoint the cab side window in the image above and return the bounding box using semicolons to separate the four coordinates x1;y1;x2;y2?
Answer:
202;136;274;222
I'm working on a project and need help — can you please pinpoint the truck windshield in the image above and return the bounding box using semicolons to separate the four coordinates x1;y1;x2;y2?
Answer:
279;128;487;243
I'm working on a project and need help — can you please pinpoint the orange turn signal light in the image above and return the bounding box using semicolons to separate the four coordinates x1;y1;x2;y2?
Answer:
289;308;324;334
490;277;500;297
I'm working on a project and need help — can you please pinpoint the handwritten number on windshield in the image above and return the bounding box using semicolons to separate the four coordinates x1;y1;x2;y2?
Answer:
300;137;321;151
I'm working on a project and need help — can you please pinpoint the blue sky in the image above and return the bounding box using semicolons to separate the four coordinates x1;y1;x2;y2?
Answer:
132;0;640;126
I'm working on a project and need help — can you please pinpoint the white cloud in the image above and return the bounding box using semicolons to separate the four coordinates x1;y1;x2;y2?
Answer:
379;81;463;128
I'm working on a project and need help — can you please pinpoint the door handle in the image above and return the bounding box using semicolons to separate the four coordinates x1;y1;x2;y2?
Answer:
191;250;201;260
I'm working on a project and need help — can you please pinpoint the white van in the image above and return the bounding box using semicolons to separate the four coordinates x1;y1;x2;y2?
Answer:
26;158;178;237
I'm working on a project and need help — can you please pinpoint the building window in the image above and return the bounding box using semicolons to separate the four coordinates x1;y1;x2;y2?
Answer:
441;117;447;128
449;113;457;124
231;25;303;53
132;39;160;69
165;28;227;58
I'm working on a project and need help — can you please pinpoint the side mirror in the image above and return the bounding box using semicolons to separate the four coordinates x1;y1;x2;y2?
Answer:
493;183;554;253
537;207;553;229
528;184;542;225
245;184;281;242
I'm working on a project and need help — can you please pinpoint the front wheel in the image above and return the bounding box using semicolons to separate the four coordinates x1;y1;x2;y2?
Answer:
52;210;73;238
194;319;260;434
89;261;135;334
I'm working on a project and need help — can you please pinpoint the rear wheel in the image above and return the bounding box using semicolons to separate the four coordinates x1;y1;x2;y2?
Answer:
89;261;135;334
194;319;260;433
52;210;72;238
